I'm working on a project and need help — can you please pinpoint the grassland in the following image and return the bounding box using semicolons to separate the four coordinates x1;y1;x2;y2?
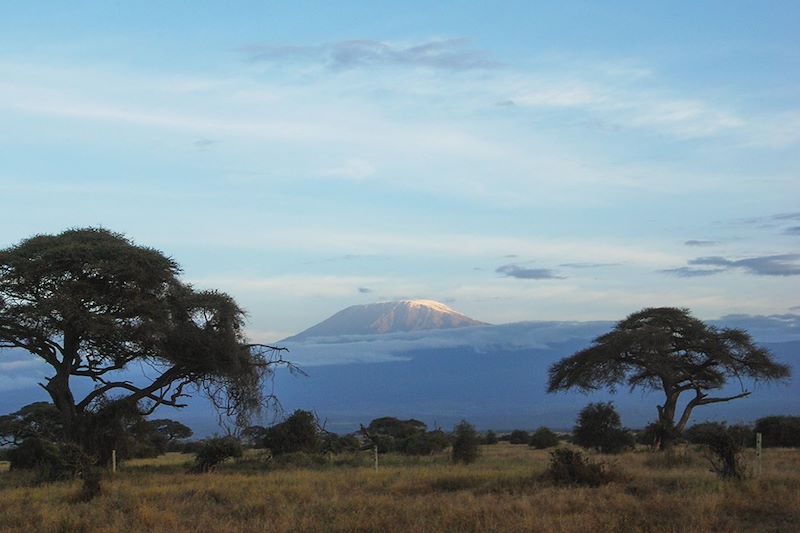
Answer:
0;444;798;532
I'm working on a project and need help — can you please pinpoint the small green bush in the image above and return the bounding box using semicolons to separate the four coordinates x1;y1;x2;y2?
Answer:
507;430;530;445
451;421;480;464
483;430;498;445
529;427;560;449
690;425;747;480
546;448;614;486
573;402;634;454
754;416;800;447
8;438;90;481
193;436;243;473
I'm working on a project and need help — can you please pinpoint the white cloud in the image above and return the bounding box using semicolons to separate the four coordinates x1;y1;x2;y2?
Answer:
320;158;376;180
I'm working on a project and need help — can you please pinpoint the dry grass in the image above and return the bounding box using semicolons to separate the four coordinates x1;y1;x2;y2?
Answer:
0;444;798;532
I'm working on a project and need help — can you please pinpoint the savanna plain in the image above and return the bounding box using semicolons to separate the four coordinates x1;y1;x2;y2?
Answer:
1;443;798;533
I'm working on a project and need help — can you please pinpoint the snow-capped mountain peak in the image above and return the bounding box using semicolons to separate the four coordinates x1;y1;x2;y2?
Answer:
283;300;487;341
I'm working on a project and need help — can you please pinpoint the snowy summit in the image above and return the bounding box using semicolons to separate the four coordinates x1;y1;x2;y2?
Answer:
283;300;487;341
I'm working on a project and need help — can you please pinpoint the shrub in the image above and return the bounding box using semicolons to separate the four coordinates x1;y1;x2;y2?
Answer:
451;421;480;464
320;433;361;454
573;402;634;454
637;420;681;449
754;416;800;447
507;430;530;445
193;436;243;473
8;438;90;481
400;430;450;456
529;427;560;449
689;424;747;480
546;448;614;486
483;430;498;445
262;410;321;455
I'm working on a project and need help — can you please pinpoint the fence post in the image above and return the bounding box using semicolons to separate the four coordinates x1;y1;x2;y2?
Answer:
373;445;378;471
112;449;117;474
755;432;762;477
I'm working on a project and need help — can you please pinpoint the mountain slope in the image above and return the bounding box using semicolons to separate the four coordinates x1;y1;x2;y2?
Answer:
283;300;487;341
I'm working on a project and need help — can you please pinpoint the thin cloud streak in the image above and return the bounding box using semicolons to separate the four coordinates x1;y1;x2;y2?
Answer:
242;39;500;71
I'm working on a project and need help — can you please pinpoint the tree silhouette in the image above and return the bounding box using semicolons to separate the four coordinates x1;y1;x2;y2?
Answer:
547;307;789;448
0;228;296;457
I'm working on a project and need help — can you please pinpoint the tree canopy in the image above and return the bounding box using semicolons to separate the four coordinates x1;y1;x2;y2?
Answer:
0;228;294;454
547;307;790;446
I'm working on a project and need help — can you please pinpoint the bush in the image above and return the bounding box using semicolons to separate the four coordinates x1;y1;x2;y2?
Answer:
262;410;321;455
400;430;450;456
754;416;800;447
529;427;560;449
451;421;480;464
193;436;243;473
8;438;90;481
573;402;634;454
546;448;614;486
483;430;498;445
689;424;747;480
320;433;361;454
637;420;681;449
507;430;530;445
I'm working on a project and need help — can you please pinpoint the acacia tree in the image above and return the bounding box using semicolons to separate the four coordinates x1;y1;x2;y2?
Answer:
0;228;295;457
547;307;790;448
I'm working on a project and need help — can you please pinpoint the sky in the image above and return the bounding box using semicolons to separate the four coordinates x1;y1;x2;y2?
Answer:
1;1;799;342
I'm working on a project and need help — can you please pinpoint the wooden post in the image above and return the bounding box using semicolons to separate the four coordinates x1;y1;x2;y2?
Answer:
373;445;378;471
755;432;762;477
111;449;117;474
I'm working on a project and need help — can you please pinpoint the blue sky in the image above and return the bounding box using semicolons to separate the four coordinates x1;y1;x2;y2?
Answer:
1;1;799;341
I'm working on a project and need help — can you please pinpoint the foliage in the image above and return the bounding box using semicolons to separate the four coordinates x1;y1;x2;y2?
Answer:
8;438;91;481
684;422;753;449
362;416;438;454
0;402;63;447
573;402;634;454
0;228;294;460
548;307;790;448
241;425;268;448
400;430;450;456
451;420;480;464
320;433;361;454
262;410;321;455
483;430;498;445
754;416;800;447
529;427;560;449
506;430;530;445
546;448;614;486
689;424;747;479
367;417;427;439
193;436;243;473
637;420;681;449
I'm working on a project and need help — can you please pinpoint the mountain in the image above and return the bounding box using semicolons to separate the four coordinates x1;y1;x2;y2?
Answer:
283;300;487;341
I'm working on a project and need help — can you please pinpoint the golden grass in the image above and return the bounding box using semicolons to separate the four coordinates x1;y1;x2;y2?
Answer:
1;444;798;532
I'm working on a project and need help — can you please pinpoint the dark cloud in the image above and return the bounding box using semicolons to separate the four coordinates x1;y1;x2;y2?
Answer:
684;240;717;247
496;264;564;280
784;226;800;236
357;287;372;294
689;254;800;276
242;39;499;71
558;262;619;268
662;253;800;277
